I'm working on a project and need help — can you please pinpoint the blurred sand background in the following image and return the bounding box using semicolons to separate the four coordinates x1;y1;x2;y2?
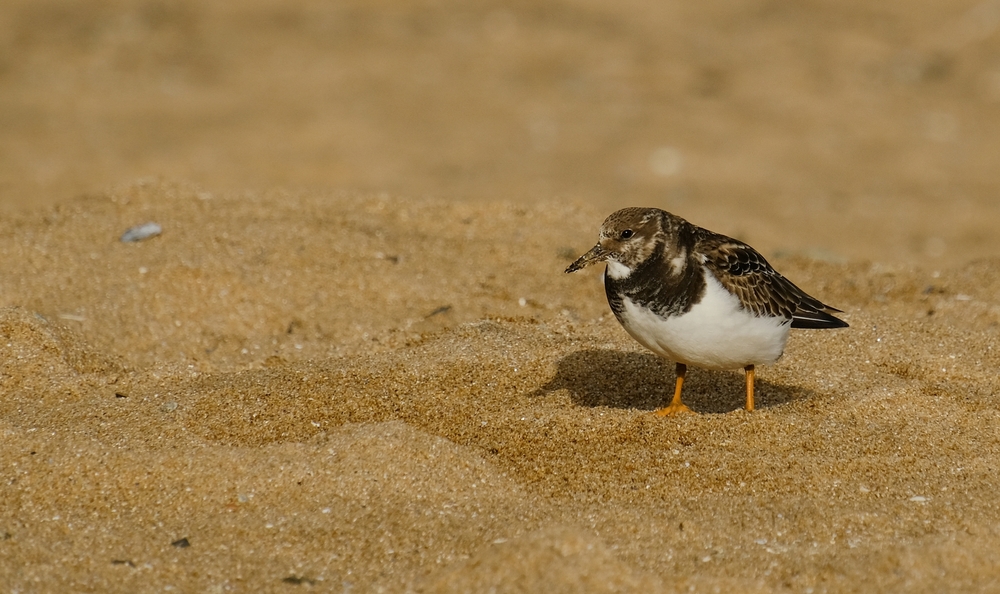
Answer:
2;0;1000;592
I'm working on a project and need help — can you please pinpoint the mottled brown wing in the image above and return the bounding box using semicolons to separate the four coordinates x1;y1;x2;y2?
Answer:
696;232;848;328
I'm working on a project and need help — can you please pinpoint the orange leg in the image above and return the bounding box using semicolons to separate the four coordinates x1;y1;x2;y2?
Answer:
744;364;755;412
654;362;694;416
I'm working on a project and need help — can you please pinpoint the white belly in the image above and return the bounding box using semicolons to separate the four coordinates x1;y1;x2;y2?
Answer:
615;270;790;370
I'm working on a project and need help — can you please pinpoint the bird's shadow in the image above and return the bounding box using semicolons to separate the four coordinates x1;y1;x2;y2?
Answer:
533;349;810;414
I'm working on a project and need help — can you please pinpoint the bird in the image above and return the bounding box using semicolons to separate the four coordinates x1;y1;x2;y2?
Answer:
565;207;848;415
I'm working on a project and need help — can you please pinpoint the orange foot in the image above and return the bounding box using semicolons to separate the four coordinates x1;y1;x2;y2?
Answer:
654;363;695;416
653;402;694;416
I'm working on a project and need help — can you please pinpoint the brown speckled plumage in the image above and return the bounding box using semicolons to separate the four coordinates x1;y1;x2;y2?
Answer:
696;231;846;328
568;207;847;329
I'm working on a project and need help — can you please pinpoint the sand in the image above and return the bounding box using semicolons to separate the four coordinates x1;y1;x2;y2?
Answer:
2;183;1000;592
4;1;1000;592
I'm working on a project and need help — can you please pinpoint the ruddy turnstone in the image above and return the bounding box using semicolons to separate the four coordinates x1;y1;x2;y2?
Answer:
566;207;848;415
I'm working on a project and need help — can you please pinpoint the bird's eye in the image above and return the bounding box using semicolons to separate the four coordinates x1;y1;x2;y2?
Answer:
620;229;634;239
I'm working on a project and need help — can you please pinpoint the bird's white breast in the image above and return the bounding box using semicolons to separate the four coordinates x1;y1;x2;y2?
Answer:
614;269;790;370
605;260;631;280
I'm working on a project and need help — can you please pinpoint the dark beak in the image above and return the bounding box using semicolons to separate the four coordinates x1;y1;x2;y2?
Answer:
565;244;608;273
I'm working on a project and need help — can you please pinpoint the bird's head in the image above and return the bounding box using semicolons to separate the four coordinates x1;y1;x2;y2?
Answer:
565;207;668;279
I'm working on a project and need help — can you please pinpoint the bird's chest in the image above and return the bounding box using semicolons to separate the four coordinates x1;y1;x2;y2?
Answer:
604;258;702;320
605;269;790;370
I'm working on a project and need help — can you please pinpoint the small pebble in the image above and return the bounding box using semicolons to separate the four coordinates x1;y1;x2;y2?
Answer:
282;576;316;585
426;305;451;318
161;402;178;412
171;537;190;548
120;222;162;243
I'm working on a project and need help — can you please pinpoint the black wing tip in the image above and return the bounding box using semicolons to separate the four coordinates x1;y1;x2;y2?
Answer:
791;309;849;329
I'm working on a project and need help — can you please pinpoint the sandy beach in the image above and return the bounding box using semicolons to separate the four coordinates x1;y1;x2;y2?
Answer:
3;1;1000;592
